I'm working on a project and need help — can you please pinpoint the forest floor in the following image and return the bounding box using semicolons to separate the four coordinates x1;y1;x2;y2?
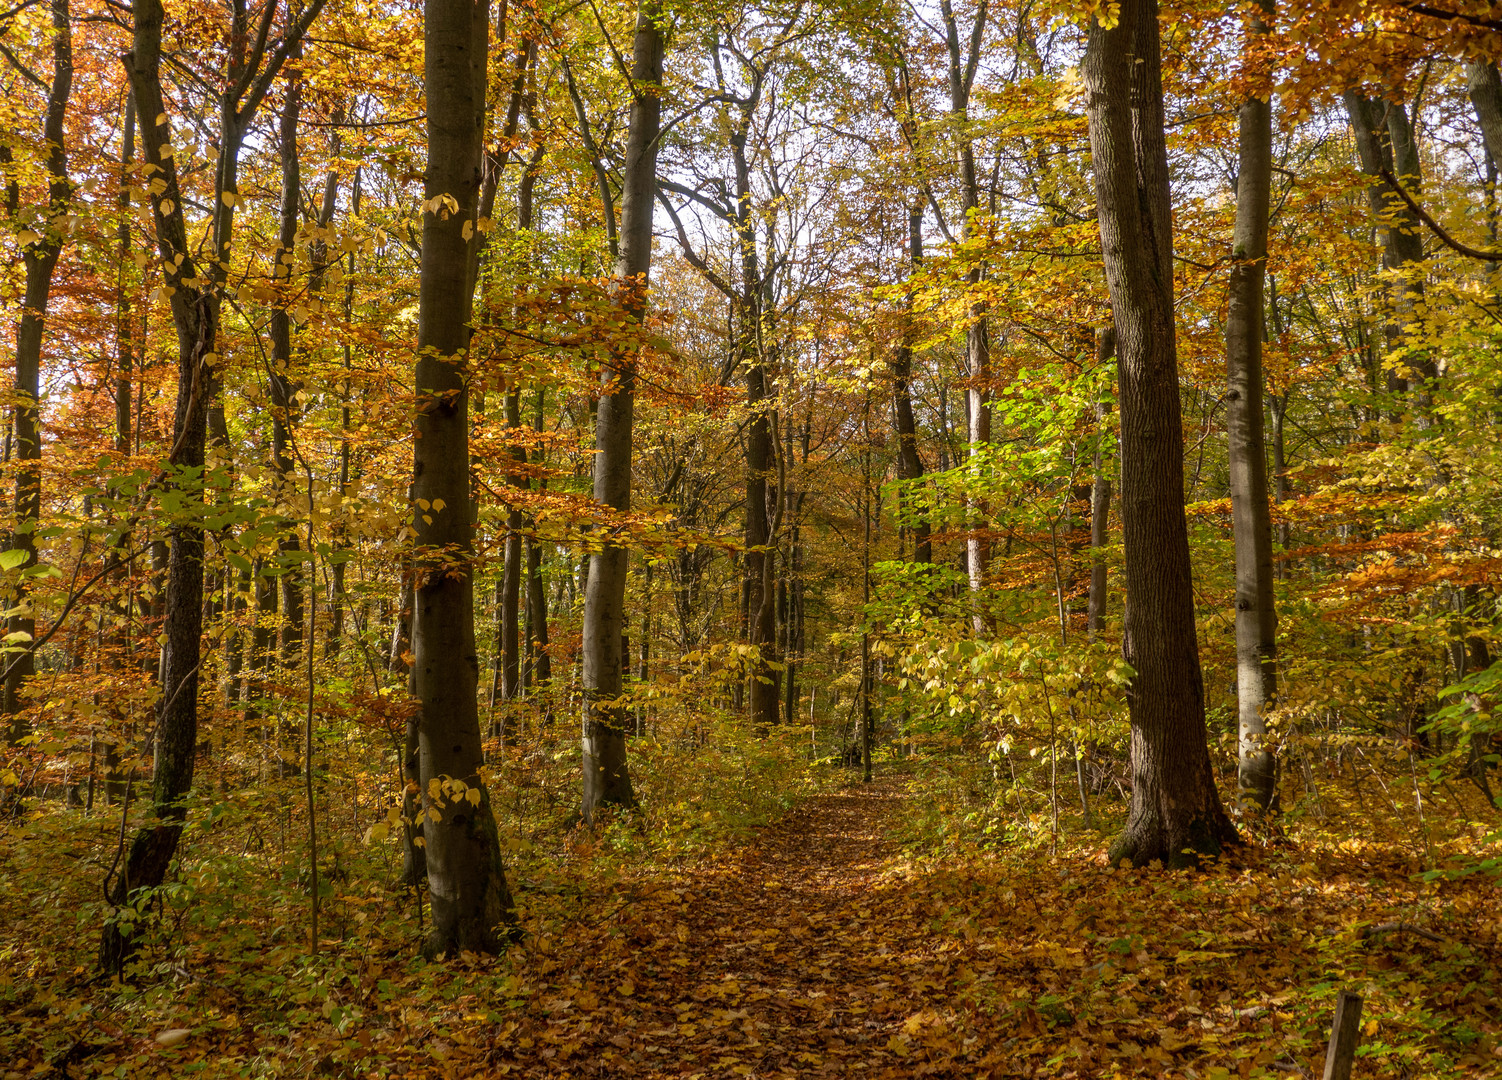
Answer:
3;761;1502;1078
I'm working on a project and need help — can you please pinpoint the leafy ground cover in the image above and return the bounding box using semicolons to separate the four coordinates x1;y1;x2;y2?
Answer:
2;749;1500;1078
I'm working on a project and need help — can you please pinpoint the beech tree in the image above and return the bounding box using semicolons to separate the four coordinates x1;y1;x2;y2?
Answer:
1083;0;1238;866
3;0;71;732
581;0;664;822
1226;0;1278;813
411;0;517;953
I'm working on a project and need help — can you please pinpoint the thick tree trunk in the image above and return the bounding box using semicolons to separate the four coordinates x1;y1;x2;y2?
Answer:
4;0;72;734
1226;0;1278;814
580;0;663;821
1468;62;1502;167
413;0;515;955
1083;0;1238;867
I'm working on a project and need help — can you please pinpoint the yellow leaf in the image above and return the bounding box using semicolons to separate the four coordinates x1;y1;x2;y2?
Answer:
221;190;238;208
618;981;635;997
431;498;446;511
462;219;474;240
154;1029;191;1047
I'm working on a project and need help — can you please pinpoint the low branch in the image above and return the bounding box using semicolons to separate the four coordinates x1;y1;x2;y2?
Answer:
1358;919;1446;943
1379;167;1502;262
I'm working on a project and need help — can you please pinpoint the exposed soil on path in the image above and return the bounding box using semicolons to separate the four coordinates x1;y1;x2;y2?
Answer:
486;774;993;1078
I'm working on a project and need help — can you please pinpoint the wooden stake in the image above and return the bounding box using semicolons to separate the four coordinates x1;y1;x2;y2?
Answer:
1322;989;1363;1080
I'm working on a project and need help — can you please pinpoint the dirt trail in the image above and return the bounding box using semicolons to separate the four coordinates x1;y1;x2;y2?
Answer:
488;775;985;1078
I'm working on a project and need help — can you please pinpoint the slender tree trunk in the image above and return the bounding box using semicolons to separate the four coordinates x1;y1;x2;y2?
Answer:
527;391;551;689
893;203;930;564
269;70;304;674
1343;93;1432;406
101;0;323;967
1088;327;1114;640
1083;0;1238;867
1227;0;1278;814
940;0;990;629
4;0;73;734
105;92;135;798
412;0;515;954
580;0;663;821
501;388;524;706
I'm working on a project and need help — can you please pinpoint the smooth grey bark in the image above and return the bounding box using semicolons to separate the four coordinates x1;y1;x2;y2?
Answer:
1468;62;1502;167
102;0;328;972
1083;0;1238;867
413;0;516;955
893;203;930;564
1088;326;1114;640
1226;1;1278;814
4;0;72;734
581;0;662;821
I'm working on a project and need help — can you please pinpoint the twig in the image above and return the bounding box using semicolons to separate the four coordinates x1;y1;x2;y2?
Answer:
1358;920;1445;944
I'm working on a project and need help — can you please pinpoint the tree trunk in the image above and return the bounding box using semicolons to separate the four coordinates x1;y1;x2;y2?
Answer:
4;0;72;735
940;0;990;628
580;0;663;822
1088;327;1114;640
527;390;551;689
269;70;304;674
893;203;930;564
1468;62;1502;168
1226;0;1278;814
101;0;322;967
501;388;524;705
1343;93;1432;406
413;0;515;955
1083;0;1238;867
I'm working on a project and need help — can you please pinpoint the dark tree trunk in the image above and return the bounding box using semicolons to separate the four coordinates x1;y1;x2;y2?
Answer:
268;70;304;673
526;391;551;689
412;0;516;955
1088;327;1114;640
4;0;72;735
500;388;524;707
1083;0;1238;867
893;203;930;564
1343;93;1432;405
1226;0;1278;813
580;0;663;821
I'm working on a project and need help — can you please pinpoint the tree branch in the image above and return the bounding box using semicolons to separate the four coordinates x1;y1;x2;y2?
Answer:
1379;166;1502;262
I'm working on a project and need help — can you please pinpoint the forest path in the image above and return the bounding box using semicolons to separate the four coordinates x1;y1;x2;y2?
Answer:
488;772;987;1078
